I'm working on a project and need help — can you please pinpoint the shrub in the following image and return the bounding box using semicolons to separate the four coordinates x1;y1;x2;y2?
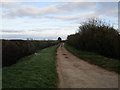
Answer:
67;18;120;59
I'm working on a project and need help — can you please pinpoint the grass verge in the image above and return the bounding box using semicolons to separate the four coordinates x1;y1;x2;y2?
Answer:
3;45;59;88
65;43;120;74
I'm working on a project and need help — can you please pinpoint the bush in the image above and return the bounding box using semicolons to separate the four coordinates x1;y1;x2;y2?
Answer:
67;18;120;59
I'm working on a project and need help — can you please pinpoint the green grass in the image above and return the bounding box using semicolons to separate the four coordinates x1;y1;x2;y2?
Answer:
65;43;120;74
3;45;59;88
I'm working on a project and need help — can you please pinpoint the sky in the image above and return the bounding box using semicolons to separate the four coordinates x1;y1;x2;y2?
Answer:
0;1;119;40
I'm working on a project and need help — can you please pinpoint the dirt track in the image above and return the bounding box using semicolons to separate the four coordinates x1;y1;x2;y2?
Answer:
56;43;118;88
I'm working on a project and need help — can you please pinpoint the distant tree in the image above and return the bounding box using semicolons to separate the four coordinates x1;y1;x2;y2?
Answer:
58;37;62;41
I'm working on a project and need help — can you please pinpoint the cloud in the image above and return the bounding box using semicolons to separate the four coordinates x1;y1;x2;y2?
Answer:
1;25;77;40
1;2;118;40
95;2;118;17
2;2;96;18
48;2;118;25
57;2;95;11
3;2;117;20
3;4;63;18
0;2;19;5
2;30;24;33
0;2;21;8
51;11;96;20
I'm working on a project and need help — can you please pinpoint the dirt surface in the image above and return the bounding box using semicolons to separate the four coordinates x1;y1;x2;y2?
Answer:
56;43;118;88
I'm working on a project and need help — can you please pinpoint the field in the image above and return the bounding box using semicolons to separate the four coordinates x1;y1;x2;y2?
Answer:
3;45;59;88
65;43;120;74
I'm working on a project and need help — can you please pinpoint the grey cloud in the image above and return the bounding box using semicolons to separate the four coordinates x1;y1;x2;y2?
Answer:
3;2;96;18
0;2;22;8
3;5;62;18
48;2;118;21
2;30;24;33
51;11;97;20
57;2;96;11
1;2;118;27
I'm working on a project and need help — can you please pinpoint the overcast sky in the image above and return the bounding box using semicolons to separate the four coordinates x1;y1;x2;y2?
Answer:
0;1;118;40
